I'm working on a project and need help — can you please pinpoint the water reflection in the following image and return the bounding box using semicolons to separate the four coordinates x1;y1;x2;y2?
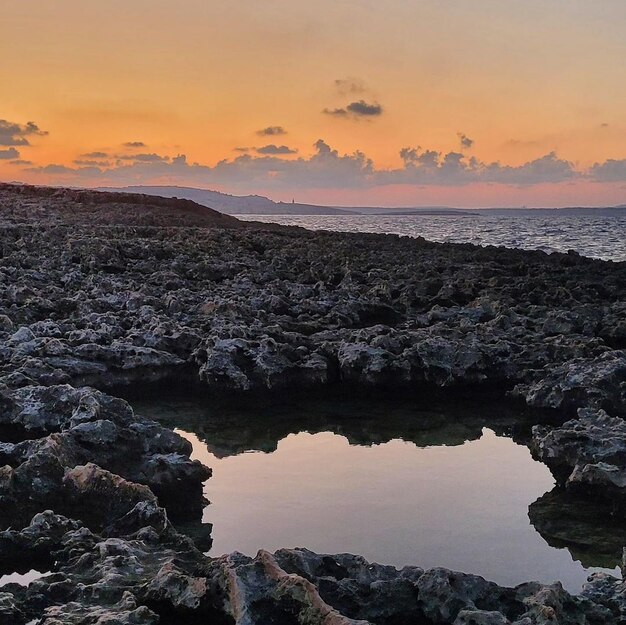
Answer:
133;393;622;593
529;489;626;570
0;569;49;587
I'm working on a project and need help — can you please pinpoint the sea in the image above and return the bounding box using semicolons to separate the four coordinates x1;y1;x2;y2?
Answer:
236;214;626;262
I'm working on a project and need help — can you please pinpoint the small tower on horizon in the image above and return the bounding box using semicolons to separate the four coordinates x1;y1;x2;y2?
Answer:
292;198;295;204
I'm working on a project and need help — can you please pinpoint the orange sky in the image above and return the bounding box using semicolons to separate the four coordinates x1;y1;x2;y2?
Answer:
2;0;626;206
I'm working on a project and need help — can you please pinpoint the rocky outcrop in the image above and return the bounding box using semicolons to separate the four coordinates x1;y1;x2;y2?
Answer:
1;184;625;623
204;548;620;625
0;184;623;406
531;408;626;514
0;182;242;228
0;385;211;527
518;351;626;415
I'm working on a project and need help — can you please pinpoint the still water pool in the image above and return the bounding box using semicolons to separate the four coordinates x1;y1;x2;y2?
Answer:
133;393;622;593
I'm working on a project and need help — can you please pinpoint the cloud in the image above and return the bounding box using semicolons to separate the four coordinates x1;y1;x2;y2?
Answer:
117;153;169;162
393;147;575;186
257;126;287;136
0;148;20;160
324;100;383;119
10;159;33;165
334;78;367;95
73;159;111;167
81;151;109;159
255;144;298;155
458;133;474;149
588;159;626;182
27;164;82;174
20;138;626;194
123;141;146;147
234;147;251;153
0;120;48;146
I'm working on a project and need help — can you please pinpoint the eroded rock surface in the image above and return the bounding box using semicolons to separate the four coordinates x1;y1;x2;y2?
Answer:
0;384;210;527
0;184;623;408
1;184;625;623
532;408;626;514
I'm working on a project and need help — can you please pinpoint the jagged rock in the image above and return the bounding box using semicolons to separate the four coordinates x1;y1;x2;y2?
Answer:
1;184;625;623
520;351;626;414
531;408;626;514
204;549;610;625
0;385;211;526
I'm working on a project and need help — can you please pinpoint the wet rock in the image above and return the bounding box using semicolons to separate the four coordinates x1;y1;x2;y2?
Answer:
531;408;626;514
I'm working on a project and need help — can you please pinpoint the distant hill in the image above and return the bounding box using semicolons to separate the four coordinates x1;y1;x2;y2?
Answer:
99;185;626;218
99;186;352;215
0;183;243;228
99;186;475;216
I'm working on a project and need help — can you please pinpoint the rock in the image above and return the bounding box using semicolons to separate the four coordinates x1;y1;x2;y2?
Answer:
531;408;626;514
1;183;626;623
519;351;626;414
0;385;210;526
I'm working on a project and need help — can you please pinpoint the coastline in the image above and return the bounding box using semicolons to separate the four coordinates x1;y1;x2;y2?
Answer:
1;183;625;624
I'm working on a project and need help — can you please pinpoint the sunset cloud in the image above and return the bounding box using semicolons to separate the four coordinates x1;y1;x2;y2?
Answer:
0;148;20;160
0;120;48;147
255;144;298;155
123;141;146;148
256;126;287;137
334;78;368;95
324;100;383;119
587;159;626;182
458;133;474;150
19;139;615;196
117;153;169;163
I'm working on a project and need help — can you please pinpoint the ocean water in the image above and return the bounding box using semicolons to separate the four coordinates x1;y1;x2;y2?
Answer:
236;214;626;262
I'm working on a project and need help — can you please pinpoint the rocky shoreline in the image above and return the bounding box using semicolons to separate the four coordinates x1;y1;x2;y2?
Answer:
1;183;625;623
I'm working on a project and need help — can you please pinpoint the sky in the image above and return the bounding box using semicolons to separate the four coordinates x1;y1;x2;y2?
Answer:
2;0;626;207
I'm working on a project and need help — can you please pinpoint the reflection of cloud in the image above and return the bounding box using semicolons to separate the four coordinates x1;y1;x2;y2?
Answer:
0;148;20;160
324;100;383;119
257;126;287;136
0;120;48;146
256;144;298;155
20;139;626;192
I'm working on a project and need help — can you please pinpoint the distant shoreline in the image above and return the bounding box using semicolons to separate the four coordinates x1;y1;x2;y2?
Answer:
99;184;626;217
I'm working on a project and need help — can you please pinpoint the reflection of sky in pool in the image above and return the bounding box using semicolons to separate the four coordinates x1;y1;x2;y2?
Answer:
179;427;619;593
0;569;49;586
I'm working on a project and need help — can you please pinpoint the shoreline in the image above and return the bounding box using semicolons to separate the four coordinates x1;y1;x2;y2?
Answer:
1;183;625;623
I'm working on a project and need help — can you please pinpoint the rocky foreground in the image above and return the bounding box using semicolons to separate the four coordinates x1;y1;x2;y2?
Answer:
1;183;626;624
